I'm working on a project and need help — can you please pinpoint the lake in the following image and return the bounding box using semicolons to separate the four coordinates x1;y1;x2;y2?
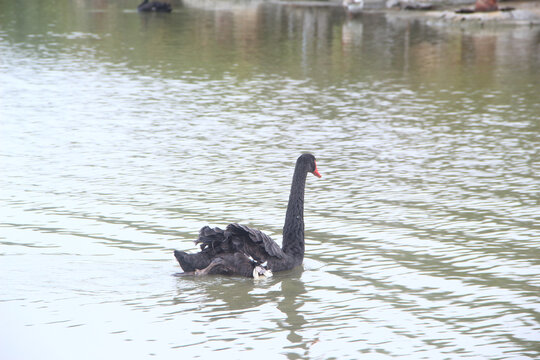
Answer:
1;0;539;358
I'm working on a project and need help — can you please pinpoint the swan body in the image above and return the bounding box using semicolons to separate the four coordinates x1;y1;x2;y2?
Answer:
137;0;172;12
173;153;321;278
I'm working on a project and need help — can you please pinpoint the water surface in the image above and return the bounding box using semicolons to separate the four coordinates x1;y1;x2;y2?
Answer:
1;0;539;358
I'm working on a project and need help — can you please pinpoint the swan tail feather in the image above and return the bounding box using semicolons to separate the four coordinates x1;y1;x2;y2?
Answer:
174;250;212;272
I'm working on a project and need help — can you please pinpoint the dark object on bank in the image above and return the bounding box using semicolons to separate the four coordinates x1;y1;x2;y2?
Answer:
404;3;435;11
173;153;321;278
455;8;476;13
455;6;514;14
137;0;172;12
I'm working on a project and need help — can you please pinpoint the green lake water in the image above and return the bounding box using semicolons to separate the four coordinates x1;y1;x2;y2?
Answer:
1;0;539;358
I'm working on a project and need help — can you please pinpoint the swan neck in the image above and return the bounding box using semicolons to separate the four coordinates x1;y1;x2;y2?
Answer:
282;163;307;258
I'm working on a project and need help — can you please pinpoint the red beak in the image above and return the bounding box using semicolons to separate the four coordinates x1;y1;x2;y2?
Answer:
313;163;322;178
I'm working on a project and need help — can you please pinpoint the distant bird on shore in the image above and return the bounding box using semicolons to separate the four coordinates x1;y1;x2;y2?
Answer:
137;0;172;12
343;0;364;15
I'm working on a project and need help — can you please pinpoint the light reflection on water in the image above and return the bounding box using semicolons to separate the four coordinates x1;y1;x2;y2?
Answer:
1;0;539;359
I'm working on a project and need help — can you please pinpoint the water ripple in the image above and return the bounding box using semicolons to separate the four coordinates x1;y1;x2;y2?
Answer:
1;1;539;359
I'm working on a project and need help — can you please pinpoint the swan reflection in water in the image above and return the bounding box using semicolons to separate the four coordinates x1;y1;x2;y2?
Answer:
173;268;315;355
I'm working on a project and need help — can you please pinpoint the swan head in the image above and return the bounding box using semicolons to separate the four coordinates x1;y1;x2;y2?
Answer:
298;153;322;178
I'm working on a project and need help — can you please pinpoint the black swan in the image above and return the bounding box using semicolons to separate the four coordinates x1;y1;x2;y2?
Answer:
174;153;321;278
137;0;172;12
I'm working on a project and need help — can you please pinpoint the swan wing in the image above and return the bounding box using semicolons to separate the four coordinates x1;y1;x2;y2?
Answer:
195;226;228;253
194;224;284;262
227;223;285;260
